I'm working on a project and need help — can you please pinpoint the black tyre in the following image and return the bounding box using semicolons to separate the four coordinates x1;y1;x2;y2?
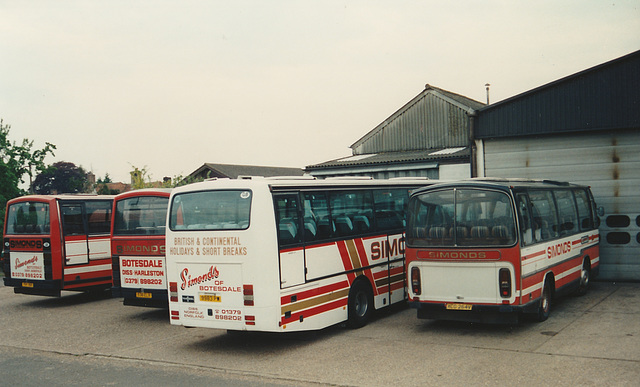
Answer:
575;259;591;296
536;280;552;322
347;280;373;328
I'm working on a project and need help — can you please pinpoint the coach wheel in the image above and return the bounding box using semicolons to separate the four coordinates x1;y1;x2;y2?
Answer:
576;260;591;296
347;279;373;329
536;281;551;322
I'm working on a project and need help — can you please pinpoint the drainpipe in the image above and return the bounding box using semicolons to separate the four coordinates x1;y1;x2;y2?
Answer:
468;110;477;178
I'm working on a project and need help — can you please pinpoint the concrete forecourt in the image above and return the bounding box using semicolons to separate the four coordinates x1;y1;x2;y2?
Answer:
0;280;638;386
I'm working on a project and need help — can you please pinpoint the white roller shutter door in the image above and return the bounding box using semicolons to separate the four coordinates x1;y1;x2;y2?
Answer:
482;129;640;281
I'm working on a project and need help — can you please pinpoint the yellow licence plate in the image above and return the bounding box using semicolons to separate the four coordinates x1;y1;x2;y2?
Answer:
446;303;472;311
136;292;152;299
199;294;221;302
21;282;34;288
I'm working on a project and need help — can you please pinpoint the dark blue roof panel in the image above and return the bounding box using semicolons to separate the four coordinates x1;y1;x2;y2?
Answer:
476;50;640;139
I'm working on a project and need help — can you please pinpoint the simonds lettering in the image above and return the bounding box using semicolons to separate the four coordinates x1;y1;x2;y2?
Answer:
428;251;487;259
15;255;38;269
116;244;166;255
180;266;220;290
10;239;43;250
371;236;405;260
547;242;572;259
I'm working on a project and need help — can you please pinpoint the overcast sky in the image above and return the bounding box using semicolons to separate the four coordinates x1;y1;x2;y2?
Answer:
1;1;639;184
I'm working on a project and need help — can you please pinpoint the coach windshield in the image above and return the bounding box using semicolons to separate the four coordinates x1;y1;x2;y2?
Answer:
6;201;50;235
169;190;252;231
408;188;516;248
114;196;169;236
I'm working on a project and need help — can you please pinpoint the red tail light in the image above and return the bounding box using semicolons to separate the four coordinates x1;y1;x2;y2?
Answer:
243;284;254;306
499;268;511;298
169;281;178;302
411;267;421;295
170;310;179;320
245;315;255;325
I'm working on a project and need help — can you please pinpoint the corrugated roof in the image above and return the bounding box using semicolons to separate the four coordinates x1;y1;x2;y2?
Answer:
190;163;304;179
476;50;640;138
429;85;486;111
350;84;485;151
305;147;469;171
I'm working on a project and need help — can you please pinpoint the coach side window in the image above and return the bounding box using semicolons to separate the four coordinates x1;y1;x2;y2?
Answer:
554;190;579;237
86;201;113;235
528;190;559;242
61;204;85;236
516;194;534;246
303;192;331;242
274;194;301;246
330;191;373;237
373;189;409;233
574;189;594;230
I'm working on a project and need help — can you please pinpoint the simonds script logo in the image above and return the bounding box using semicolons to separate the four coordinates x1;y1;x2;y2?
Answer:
180;266;220;290
15;255;38;269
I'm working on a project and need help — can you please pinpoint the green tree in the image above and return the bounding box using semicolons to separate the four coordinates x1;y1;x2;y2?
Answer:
130;166;153;190
96;173;120;195
1;119;56;247
31;161;89;194
96;173;113;184
0;120;56;194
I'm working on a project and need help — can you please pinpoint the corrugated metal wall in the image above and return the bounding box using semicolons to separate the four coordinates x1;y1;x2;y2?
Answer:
353;93;470;155
482;129;640;281
477;51;640;138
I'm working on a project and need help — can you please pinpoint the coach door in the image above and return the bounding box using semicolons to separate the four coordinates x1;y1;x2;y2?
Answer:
84;200;112;261
373;188;412;304
274;193;306;288
60;202;90;266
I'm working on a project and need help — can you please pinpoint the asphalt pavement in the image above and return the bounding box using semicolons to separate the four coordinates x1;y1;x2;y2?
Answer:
0;279;638;386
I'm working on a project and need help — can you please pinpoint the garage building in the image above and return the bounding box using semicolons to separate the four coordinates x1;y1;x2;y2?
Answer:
474;50;640;281
305;85;484;180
